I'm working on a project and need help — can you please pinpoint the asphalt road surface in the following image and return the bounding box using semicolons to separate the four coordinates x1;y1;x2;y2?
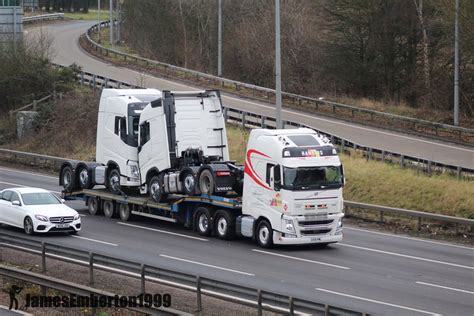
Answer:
0;166;473;315
26;21;474;170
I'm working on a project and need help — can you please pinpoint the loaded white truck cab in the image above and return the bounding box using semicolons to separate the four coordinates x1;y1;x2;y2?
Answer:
241;128;344;247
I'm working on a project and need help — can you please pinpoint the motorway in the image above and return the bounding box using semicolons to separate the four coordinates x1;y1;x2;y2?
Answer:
0;166;473;315
26;21;474;170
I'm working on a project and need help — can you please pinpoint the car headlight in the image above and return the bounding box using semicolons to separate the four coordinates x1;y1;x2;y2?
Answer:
35;215;48;222
284;219;295;233
73;213;80;220
130;165;140;178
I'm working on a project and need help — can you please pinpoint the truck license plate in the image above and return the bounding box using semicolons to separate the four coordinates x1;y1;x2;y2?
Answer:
56;224;69;228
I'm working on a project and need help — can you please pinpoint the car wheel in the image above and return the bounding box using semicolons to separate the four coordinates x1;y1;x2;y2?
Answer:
199;169;215;196
24;217;34;235
256;220;273;248
61;166;75;192
195;207;212;236
107;168;122;195
149;175;167;202
214;210;235;240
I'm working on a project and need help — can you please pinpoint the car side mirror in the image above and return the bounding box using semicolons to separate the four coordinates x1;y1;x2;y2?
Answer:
61;199;66;203
12;200;21;206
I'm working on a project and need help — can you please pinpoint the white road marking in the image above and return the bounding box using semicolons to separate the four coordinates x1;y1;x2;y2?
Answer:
345;226;474;250
71;235;118;246
416;281;474;295
0;166;57;179
338;243;474;270
159;254;254;276
0;181;62;195
252;249;350;270
316;288;441;315
117;222;208;241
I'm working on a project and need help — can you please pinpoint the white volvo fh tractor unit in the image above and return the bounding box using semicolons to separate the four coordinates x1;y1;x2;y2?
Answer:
60;88;240;202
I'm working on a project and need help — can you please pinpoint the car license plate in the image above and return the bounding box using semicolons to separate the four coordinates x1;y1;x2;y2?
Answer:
56;224;69;228
311;237;322;242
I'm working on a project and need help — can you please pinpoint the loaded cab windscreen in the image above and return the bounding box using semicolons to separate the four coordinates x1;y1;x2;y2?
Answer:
283;165;343;190
121;102;148;147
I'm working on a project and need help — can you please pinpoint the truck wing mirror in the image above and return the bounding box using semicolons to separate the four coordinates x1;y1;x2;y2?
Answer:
138;145;142;153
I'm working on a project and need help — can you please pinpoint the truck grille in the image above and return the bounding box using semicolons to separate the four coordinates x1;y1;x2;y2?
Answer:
49;216;74;224
300;229;332;236
299;219;334;226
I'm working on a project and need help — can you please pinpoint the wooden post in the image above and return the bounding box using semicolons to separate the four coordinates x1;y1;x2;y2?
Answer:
89;252;94;286
196;276;202;313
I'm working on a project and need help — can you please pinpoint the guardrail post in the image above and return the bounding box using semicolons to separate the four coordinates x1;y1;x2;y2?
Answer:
80;72;84;85
324;304;330;316
400;155;405;168
341;139;345;153
89;252;94;286
141;264;146;295
368;148;373;160
457;166;461;179
257;289;262;316
223;107;228;122
241;112;246;128
41;242;46;272
289;296;294;316
104;78;109;88
196;276;202;313
418;217;422;231
427;161;432;175
261;116;266;128
92;75;97;90
380;211;384;224
381;150;385;162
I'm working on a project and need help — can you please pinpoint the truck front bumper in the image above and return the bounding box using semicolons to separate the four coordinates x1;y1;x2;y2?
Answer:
273;230;343;245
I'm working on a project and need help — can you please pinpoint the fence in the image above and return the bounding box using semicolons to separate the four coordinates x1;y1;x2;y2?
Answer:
0;232;368;316
84;21;474;147
0;147;472;230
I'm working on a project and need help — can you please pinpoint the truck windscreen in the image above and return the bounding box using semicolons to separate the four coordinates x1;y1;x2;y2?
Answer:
282;166;343;190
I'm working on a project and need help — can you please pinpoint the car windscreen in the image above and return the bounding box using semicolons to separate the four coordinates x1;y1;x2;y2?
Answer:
21;193;61;205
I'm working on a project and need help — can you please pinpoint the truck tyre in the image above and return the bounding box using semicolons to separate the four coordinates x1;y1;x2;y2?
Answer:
149;175;167;202
88;197;101;215
195;207;212;236
199;169;215;196
119;203;132;221
107;168;122;195
77;166;94;189
256;220;273;248
103;200;116;218
61;166;75;192
214;210;235;240
182;172;196;196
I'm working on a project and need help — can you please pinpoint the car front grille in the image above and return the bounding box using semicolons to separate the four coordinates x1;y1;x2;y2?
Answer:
49;216;74;224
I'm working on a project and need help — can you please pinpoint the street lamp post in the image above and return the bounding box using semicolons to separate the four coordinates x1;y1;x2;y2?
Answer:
109;0;113;46
217;0;222;77
453;0;460;126
275;0;282;129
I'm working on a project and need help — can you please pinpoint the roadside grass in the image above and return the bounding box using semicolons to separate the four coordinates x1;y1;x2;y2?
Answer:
64;9;109;21
226;125;474;219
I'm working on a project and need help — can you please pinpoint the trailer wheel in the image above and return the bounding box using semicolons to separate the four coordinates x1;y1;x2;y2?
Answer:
199;169;215;196
182;172;196;195
256;220;273;248
195;207;212;236
88;197;101;215
119;203;132;221
149;175;167;202
107;168;122;195
61;166;75;192
214;210;235;240
77;166;94;189
103;200;116;218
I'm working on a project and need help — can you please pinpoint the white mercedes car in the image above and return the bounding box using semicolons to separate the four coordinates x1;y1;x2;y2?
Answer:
0;187;81;235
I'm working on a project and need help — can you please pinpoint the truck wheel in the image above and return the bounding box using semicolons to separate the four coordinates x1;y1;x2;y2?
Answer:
119;203;132;221
107;168;122;195
182;172;196;195
199;169;215;196
195;207;212;236
256;220;273;248
88;197;101;215
149;175;167;202
103;200;116;218
77;166;94;189
214;210;235;240
61;166;75;192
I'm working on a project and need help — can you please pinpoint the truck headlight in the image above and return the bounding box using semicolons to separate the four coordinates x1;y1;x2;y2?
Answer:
35;215;48;222
130;165;140;178
284;219;295;233
337;218;343;228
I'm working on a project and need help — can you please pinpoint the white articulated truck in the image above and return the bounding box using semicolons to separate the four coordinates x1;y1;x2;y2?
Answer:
60;89;344;247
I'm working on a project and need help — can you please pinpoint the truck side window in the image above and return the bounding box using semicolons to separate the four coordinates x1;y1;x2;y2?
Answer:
274;165;281;186
114;116;120;135
120;117;127;141
266;163;275;186
140;122;150;145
